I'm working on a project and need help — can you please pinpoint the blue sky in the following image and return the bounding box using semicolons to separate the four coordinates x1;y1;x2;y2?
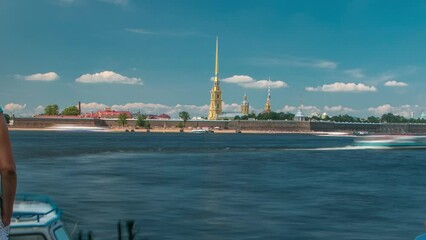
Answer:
2;0;426;118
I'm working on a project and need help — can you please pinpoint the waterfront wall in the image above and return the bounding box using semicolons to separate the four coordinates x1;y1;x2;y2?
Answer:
11;117;107;128
11;117;426;134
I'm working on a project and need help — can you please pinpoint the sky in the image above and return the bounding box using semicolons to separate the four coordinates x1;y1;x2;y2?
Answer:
2;0;426;118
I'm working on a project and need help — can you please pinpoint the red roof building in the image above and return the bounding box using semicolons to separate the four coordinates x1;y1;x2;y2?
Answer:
81;108;132;119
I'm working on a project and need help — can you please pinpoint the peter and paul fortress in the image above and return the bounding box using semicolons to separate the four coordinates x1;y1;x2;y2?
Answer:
241;94;249;115
208;37;223;120
263;85;271;113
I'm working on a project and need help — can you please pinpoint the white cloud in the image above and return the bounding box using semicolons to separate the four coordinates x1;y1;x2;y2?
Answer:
221;75;254;84
222;75;287;89
75;71;142;85
3;103;27;112
125;28;155;35
112;102;212;117
35;105;45;115
344;69;364;79
19;72;60;81
87;101;243;118
112;103;171;113
125;28;203;37
80;102;109;112
278;105;321;115
324;105;354;112
384;80;408;87
250;57;338;69
368;104;417;118
313;61;338;69
222;103;242;113
306;82;377;92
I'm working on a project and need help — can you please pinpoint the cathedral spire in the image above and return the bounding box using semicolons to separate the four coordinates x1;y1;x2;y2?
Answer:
208;37;223;120
264;78;272;113
214;37;219;83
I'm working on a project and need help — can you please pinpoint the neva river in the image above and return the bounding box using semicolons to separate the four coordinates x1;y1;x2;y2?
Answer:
11;131;426;240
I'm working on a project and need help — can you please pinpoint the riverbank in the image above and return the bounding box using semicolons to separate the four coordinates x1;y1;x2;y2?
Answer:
8;126;318;134
11;117;426;134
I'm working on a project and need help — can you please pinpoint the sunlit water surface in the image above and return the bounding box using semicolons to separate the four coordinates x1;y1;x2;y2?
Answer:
11;131;426;240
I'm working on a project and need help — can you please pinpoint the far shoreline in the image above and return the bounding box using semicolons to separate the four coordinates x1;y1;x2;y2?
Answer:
8;126;325;135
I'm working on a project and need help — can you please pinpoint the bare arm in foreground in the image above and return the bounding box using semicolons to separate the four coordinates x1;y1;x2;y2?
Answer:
0;111;17;227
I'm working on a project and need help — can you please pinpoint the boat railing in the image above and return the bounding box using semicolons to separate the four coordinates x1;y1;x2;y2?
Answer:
12;194;61;226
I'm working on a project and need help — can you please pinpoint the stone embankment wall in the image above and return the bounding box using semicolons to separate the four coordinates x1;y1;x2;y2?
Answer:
11;117;106;128
11;117;426;134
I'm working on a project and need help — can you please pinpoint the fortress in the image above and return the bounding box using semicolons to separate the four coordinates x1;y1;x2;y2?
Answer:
9;38;426;134
10;117;426;134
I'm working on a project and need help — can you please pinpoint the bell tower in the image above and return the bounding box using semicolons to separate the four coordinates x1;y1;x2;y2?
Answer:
264;84;271;113
241;94;250;115
208;37;222;120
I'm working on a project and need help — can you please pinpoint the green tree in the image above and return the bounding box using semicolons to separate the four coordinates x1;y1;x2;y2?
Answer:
135;115;146;128
257;111;294;120
44;104;59;115
240;112;257;120
179;111;190;127
366;116;380;123
62;106;79;116
144;121;151;129
381;113;407;123
331;114;360;123
118;113;128;127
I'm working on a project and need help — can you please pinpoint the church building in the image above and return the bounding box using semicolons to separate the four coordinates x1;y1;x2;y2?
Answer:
241;94;250;115
208;37;222;120
263;85;271;113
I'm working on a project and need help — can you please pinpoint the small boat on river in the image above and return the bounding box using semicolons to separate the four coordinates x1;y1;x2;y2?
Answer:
191;128;213;133
354;135;426;149
11;194;72;240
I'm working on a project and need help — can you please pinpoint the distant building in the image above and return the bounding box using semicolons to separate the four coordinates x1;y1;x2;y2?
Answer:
81;108;132;119
421;112;426;120
241;94;250;115
208;37;222;120
263;85;271;113
295;109;306;121
147;114;171;120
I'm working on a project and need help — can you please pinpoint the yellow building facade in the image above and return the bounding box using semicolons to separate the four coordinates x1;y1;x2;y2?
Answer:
208;37;222;120
241;94;249;115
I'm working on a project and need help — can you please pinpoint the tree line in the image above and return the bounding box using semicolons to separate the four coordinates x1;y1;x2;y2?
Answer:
234;111;426;123
43;104;79;116
35;104;426;124
313;113;426;124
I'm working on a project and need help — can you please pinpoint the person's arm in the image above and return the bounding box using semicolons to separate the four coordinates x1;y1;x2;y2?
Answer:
0;111;17;227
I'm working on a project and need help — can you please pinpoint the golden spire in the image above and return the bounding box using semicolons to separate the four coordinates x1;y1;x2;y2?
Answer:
264;78;272;113
214;37;219;84
208;37;223;120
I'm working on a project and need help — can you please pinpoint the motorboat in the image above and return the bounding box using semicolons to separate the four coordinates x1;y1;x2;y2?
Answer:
354;135;426;149
191;128;213;133
46;124;108;132
11;194;72;240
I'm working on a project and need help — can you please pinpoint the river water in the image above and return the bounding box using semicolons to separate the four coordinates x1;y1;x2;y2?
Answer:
10;131;426;239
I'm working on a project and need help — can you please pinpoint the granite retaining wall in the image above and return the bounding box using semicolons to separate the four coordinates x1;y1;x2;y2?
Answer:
11;118;426;134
